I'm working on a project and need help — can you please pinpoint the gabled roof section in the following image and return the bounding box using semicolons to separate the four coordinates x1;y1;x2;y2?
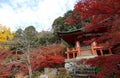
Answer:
57;27;108;45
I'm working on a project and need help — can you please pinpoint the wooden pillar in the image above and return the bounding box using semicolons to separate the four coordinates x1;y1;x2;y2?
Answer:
91;45;94;55
108;48;112;54
73;52;76;58
100;49;103;56
72;48;76;58
76;41;81;55
91;42;97;55
76;41;81;48
66;52;70;59
92;48;97;55
94;50;97;55
66;48;70;59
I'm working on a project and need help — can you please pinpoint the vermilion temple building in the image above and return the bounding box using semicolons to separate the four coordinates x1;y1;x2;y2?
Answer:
58;29;112;60
58;28;113;74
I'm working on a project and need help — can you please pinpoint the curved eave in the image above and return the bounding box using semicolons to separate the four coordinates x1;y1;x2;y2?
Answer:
57;29;84;45
57;27;108;45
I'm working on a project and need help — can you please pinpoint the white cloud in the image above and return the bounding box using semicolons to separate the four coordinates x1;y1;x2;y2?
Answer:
0;0;77;32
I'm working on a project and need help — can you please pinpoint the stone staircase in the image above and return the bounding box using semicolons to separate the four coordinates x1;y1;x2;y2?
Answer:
70;64;96;78
76;46;98;60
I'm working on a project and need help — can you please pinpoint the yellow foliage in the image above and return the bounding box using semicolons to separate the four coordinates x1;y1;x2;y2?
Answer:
0;24;15;49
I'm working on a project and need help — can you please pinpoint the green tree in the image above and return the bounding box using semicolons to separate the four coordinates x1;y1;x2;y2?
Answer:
52;10;78;32
52;16;65;32
38;31;58;46
52;10;87;32
15;28;23;37
11;26;39;50
52;10;90;33
9;26;39;78
23;26;38;46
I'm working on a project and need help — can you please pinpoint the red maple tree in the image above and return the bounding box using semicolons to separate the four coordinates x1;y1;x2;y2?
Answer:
14;44;65;74
30;44;65;71
0;44;65;77
0;50;13;77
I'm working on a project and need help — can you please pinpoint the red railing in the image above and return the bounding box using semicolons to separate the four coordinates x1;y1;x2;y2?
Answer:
65;42;112;59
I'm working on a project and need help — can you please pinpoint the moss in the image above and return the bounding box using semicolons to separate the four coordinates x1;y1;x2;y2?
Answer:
55;72;72;78
95;66;104;73
32;71;40;78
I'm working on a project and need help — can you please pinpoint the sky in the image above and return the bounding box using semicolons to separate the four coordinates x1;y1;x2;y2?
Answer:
0;0;78;32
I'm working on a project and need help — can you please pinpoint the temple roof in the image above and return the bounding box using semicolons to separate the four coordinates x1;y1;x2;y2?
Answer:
57;27;108;45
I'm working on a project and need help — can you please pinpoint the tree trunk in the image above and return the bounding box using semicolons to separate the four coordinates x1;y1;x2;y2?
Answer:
26;52;32;78
28;64;32;78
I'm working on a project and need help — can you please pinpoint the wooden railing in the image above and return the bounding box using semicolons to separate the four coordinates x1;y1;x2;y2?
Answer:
65;46;96;59
65;44;112;59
